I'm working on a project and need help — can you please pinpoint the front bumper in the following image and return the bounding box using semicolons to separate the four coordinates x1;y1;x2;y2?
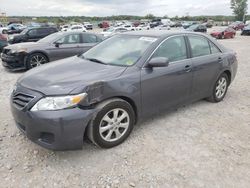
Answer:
1;52;26;70
11;104;95;150
10;85;96;150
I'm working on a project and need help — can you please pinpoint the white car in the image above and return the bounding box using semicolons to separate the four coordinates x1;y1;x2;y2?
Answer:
63;25;86;32
101;27;128;38
83;22;93;30
122;24;136;31
137;23;150;30
154;24;171;30
60;25;70;31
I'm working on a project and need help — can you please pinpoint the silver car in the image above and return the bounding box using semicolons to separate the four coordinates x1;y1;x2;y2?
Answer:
1;31;103;70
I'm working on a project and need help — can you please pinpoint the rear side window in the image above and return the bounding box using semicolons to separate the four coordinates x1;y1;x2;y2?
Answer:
209;41;221;54
152;36;187;62
37;28;50;35
82;34;97;43
56;34;80;44
189;35;210;57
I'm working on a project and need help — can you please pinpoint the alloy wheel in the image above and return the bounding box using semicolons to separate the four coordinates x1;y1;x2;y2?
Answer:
99;108;130;142
215;77;227;99
29;55;47;68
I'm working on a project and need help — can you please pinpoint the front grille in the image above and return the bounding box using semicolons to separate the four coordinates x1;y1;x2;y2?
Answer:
12;93;35;109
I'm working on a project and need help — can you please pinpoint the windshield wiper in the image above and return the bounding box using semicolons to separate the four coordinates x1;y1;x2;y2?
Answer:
85;57;108;65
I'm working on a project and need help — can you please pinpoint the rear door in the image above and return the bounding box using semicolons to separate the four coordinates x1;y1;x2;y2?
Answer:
187;34;222;99
141;35;193;115
79;33;99;53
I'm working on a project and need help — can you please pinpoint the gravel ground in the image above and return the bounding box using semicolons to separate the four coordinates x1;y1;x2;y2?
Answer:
0;30;250;188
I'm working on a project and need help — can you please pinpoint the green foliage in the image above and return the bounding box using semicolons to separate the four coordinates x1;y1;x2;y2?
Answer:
231;0;248;21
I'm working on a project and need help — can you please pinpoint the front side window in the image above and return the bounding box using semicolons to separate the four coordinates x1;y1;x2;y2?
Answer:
152;36;187;62
28;29;37;36
189;35;210;57
56;34;80;44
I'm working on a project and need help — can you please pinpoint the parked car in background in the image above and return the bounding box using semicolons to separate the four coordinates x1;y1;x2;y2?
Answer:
122;24;136;31
7;23;26;34
154;24;171;30
8;27;58;44
202;22;213;28
60;25;70;31
98;21;110;28
83;22;93;30
10;31;237;150
241;25;250;36
1;32;103;70
149;19;162;28
137;22;150;30
101;27;128;38
0;34;8;52
210;27;236;39
63;25;86;32
182;22;196;29
229;21;245;30
186;24;207;33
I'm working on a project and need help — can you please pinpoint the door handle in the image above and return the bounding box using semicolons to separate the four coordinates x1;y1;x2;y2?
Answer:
184;65;192;72
218;57;222;61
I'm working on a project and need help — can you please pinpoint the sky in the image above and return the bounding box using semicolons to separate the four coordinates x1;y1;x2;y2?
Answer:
0;0;249;17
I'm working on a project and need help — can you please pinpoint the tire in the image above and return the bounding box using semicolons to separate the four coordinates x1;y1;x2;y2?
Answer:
26;53;48;70
87;98;135;148
207;73;229;103
2;30;7;34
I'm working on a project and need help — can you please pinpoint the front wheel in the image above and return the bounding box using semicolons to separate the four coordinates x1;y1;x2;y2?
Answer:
87;99;135;148
207;73;229;103
26;53;48;69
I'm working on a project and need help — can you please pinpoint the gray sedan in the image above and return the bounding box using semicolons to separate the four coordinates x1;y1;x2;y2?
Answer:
1;31;103;70
10;31;237;150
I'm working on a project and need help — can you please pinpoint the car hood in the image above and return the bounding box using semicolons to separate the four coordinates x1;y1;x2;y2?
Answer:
5;42;47;50
17;56;127;95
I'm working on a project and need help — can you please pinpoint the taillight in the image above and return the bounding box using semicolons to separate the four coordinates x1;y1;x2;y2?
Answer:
0;34;7;41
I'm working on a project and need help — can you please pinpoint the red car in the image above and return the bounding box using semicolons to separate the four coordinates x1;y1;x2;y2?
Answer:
210;27;236;39
0;33;8;52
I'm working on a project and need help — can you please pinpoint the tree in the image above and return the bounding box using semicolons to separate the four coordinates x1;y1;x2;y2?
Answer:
231;0;248;21
145;14;155;20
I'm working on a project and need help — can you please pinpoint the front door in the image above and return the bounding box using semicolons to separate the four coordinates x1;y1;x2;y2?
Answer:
47;33;82;61
141;36;193;115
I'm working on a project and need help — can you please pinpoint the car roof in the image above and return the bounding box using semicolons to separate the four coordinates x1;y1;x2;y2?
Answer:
122;30;206;38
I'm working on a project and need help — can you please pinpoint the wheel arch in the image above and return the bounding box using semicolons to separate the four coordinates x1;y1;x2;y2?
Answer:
27;51;50;62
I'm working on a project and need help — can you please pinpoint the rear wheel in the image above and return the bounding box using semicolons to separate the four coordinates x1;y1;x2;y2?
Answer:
26;53;48;69
207;73;229;103
87;98;135;148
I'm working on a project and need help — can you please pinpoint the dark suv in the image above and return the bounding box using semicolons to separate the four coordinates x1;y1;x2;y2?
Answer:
8;27;58;44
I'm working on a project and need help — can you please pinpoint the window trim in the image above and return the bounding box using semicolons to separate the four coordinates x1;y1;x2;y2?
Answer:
142;34;189;68
55;33;81;44
186;34;222;59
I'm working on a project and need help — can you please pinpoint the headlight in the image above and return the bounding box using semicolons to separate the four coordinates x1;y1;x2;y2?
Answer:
10;48;27;54
31;93;87;111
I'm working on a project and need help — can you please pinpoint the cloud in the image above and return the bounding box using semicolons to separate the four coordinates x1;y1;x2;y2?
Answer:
0;0;249;16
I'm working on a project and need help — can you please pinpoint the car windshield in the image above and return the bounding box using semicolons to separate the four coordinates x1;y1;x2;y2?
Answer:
82;35;157;66
38;32;62;43
188;24;198;29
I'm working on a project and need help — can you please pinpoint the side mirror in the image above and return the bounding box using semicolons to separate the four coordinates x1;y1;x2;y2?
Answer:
55;42;62;47
148;57;169;68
